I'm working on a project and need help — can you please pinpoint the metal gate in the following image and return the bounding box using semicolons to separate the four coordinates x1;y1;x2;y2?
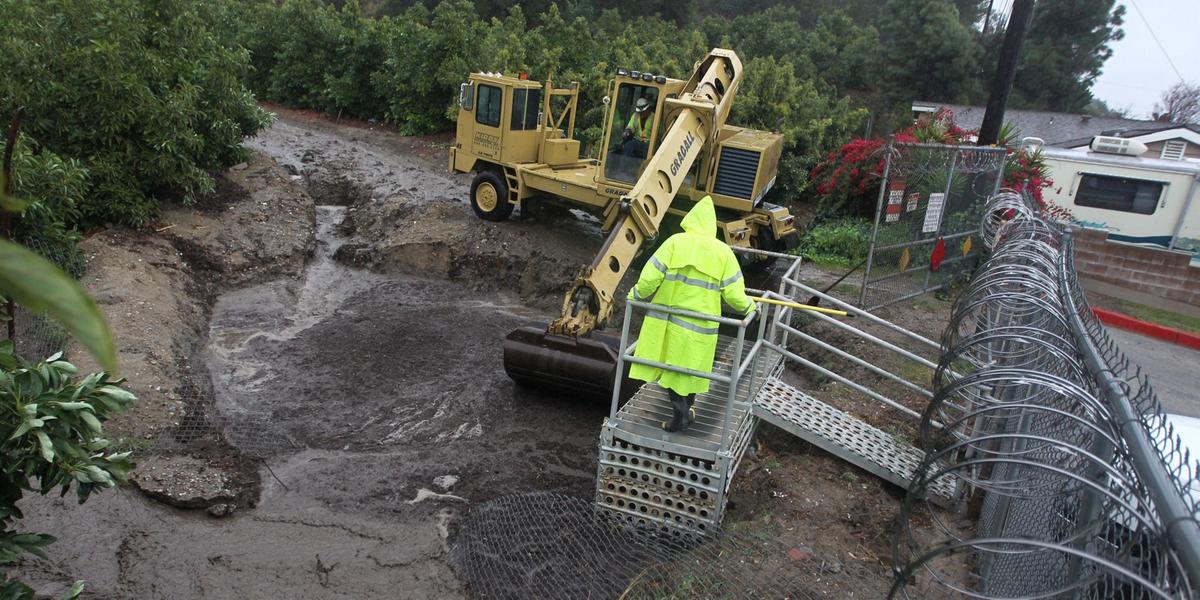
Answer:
859;139;1007;311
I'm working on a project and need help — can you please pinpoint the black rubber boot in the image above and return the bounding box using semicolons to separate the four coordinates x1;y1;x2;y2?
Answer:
662;390;696;433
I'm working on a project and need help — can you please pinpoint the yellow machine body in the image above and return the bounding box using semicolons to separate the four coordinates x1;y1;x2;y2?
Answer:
449;50;798;398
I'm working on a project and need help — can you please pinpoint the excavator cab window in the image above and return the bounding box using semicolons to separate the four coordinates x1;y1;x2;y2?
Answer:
605;83;659;184
476;84;502;128
510;88;542;131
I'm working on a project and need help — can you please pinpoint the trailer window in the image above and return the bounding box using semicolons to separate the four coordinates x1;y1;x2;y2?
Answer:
510;88;542;131
476;84;501;128
1074;174;1162;215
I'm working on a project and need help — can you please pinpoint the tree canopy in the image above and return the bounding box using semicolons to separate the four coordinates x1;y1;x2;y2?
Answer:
878;0;982;104
1152;82;1200;125
1007;0;1125;112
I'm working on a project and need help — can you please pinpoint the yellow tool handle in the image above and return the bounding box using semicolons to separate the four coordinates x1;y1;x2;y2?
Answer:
749;295;851;317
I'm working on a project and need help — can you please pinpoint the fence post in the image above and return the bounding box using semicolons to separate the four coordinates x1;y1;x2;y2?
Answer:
1058;228;1200;582
860;135;895;308
2;109;25;344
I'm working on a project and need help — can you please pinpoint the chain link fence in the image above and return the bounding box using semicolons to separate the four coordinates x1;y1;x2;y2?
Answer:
454;492;891;599
150;379;296;460
891;191;1200;598
6;235;87;362
860;140;1007;311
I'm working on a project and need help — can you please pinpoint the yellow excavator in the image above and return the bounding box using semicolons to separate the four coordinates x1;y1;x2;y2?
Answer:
449;49;797;397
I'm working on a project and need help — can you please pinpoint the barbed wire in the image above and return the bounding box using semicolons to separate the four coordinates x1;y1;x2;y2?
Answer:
890;194;1199;598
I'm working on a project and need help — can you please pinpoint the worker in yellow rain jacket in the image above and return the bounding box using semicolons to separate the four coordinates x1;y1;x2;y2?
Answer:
627;196;756;432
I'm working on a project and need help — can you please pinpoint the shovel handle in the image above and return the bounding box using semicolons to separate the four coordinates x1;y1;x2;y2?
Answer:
749;295;851;317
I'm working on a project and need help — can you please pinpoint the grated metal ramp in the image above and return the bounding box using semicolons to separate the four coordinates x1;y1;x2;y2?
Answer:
753;377;958;506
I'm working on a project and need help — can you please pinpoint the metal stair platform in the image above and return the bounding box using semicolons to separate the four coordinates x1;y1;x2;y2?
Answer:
596;336;782;536
753;376;958;506
605;340;781;462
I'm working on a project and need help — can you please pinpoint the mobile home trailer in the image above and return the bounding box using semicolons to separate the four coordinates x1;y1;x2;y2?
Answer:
1040;142;1200;257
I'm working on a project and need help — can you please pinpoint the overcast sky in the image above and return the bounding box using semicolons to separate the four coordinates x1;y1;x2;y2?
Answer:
986;0;1197;118
1091;0;1200;119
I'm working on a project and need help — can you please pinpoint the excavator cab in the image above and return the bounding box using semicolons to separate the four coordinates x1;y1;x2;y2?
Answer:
599;72;684;186
603;81;660;183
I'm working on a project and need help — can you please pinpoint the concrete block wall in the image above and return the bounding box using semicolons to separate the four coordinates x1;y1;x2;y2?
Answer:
1072;228;1200;307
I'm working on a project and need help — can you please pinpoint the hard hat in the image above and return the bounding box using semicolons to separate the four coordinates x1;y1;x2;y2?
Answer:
635;98;650;112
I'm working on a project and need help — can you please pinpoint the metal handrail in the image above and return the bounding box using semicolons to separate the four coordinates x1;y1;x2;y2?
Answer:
780;277;943;351
761;280;953;426
626;298;756;328
610;296;764;464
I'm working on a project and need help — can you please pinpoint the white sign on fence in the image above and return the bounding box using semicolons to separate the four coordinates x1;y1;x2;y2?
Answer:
922;193;946;233
886;189;903;222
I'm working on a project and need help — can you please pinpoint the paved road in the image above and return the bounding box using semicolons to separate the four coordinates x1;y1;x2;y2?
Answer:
1106;327;1200;418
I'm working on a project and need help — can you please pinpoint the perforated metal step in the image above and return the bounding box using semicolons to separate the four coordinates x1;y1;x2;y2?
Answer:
753;377;958;505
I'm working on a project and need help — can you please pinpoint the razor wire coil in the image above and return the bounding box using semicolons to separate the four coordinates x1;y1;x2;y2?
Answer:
891;194;1200;599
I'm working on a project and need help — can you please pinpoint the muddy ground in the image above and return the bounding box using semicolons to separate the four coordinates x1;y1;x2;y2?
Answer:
8;107;959;599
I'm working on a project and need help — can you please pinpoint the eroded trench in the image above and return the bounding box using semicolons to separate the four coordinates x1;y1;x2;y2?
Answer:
13;119;617;600
9;114;941;600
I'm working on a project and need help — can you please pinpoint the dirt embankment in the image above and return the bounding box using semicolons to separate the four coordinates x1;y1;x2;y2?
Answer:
65;150;316;502
10;107;963;598
245;106;619;313
12;111;619;600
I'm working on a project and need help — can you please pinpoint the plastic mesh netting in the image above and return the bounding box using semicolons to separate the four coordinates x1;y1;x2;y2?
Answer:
453;492;890;600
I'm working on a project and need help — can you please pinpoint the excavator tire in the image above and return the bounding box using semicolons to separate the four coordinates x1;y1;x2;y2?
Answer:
470;170;513;221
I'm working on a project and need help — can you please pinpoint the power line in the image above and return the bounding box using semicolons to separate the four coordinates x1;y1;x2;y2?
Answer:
1127;0;1185;83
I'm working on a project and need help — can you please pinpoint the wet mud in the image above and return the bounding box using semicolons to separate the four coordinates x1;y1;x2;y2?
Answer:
9;108;920;598
11;112;613;599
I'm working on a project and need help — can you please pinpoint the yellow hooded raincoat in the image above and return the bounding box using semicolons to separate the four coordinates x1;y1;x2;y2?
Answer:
627;196;756;396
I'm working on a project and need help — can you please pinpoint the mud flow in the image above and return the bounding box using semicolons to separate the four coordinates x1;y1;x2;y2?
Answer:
12;114;615;599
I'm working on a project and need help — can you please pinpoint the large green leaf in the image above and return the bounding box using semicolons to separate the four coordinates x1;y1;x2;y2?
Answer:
0;239;116;372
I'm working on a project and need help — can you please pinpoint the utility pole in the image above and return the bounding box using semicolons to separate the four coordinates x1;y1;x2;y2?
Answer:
977;0;1035;146
980;0;996;38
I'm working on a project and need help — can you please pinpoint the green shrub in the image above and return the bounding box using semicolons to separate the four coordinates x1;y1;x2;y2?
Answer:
796;218;872;267
1;173;128;599
0;0;272;226
2;135;89;276
233;0;872;177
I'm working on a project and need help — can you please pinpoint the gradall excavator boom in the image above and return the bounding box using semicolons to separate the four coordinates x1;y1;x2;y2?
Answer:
448;49;796;398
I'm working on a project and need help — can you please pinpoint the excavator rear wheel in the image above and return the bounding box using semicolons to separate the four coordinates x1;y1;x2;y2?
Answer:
470;170;513;221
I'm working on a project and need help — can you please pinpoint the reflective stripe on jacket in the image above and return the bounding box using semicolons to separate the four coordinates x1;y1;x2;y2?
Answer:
628;196;755;396
626;113;653;141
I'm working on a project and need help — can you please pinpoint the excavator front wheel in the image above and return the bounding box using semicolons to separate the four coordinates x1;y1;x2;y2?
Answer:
470;170;513;221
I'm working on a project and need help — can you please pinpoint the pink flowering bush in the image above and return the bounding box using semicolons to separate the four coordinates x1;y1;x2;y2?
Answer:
1002;146;1067;220
809;107;1055;217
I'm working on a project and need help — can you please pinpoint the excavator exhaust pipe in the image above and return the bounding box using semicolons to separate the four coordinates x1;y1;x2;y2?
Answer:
503;325;634;401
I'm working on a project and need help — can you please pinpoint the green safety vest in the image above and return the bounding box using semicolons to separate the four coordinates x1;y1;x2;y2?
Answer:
626;112;653;142
628;196;756;396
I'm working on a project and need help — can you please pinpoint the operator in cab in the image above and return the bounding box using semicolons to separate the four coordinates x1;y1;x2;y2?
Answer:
620;97;654;159
626;196;756;433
